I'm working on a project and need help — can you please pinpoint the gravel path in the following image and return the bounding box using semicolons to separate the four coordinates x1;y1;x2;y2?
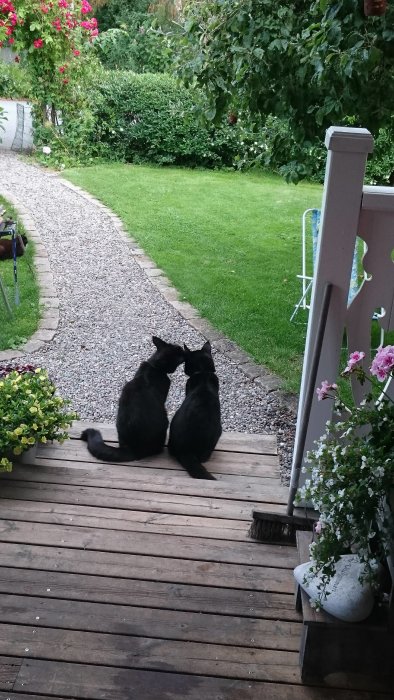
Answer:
0;153;297;481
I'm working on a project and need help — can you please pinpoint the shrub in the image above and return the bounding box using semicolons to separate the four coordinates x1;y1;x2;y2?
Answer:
0;365;78;472
365;123;394;186
0;62;32;100
86;71;243;167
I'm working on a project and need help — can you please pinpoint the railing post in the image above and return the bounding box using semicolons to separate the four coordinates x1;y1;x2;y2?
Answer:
291;127;374;494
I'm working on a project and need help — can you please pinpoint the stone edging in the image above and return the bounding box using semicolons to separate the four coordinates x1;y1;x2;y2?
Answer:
0;189;59;363
58;177;297;414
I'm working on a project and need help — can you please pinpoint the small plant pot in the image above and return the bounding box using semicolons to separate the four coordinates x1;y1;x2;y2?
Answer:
15;444;37;464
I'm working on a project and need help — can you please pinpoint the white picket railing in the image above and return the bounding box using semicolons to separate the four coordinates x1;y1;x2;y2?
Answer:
291;126;394;493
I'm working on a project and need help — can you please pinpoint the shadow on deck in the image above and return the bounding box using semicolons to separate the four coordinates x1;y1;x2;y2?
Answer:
0;422;390;699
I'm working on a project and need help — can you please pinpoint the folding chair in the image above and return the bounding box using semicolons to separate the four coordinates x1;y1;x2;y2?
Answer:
291;208;359;322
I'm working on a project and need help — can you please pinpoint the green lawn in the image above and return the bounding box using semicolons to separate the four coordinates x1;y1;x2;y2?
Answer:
64;164;322;392
0;196;40;352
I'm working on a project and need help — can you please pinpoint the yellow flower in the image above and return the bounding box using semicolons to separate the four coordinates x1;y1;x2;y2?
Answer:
27;437;35;445
13;427;23;436
21;437;29;444
32;423;38;430
13;446;22;455
40;436;47;443
29;406;38;414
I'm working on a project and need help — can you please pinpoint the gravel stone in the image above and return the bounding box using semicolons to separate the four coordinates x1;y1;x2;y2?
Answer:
0;153;297;482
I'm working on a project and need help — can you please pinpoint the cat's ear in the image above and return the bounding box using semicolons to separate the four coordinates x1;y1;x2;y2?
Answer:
152;336;166;350
202;341;212;354
183;344;191;354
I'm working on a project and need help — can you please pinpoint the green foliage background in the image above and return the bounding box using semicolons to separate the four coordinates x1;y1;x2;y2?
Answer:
175;0;394;181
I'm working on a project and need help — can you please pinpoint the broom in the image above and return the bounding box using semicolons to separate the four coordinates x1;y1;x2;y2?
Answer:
249;282;333;544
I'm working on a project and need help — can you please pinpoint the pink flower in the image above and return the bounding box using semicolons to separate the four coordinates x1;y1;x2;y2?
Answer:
52;18;62;31
62;78;69;84
8;36;14;44
81;0;92;14
316;380;338;401
343;350;365;374
58;0;68;7
370;345;394;382
33;38;44;48
59;65;66;73
14;54;20;62
40;3;49;12
314;520;324;535
80;16;97;30
73;49;80;56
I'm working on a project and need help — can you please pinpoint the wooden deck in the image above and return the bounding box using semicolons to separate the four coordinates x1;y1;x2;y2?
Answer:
0;422;389;699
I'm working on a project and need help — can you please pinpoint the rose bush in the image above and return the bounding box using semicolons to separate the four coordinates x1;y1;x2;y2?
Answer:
0;0;98;123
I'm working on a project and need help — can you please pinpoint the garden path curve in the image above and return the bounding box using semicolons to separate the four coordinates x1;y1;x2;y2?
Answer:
0;153;296;478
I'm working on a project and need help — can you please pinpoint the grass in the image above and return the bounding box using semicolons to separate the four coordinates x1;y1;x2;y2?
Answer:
63;164;322;392
0;196;40;352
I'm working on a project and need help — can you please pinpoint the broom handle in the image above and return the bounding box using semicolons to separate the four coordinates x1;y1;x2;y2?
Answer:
287;282;333;517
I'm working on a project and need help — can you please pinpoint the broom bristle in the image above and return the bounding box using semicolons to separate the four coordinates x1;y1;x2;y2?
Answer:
248;517;298;545
248;511;314;545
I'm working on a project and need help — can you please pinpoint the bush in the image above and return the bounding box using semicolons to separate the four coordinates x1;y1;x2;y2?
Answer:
86;71;243;167
0;62;32;100
94;0;175;74
365;123;394;186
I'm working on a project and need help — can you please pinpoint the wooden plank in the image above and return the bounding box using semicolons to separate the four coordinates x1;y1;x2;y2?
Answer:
0;500;251;542
0;519;298;568
0;594;302;650
70;421;278;455
0;543;294;592
13;658;390;699
0;695;68;700
33;445;280;477
0;482;286;519
0;623;300;683
6;460;286;492
0;470;289;506
0;655;21;692
0;568;300;621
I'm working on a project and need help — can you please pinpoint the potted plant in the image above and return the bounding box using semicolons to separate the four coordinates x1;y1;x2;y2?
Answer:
0;363;78;472
295;345;394;608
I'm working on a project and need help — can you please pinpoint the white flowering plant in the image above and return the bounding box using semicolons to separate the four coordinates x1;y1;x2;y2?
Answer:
0;364;78;473
295;345;394;603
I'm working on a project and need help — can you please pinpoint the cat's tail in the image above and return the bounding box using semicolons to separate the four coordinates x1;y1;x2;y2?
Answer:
175;453;216;480
80;428;136;462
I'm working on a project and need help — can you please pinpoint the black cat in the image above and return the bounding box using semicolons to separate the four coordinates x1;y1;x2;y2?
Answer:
168;340;222;480
81;336;184;462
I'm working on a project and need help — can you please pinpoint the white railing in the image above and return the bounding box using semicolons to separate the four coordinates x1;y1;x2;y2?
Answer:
291;126;394;493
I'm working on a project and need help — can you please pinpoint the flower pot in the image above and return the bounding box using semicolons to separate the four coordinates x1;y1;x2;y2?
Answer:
15;443;37;464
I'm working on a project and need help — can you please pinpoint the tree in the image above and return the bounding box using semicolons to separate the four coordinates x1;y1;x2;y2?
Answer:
175;0;394;176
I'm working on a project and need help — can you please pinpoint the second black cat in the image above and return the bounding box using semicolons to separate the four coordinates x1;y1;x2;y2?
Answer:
168;340;222;480
81;336;184;462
